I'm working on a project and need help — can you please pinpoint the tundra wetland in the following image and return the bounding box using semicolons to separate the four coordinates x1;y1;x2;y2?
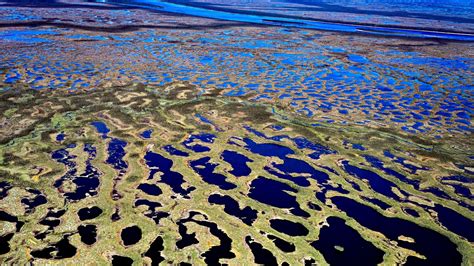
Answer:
0;0;473;265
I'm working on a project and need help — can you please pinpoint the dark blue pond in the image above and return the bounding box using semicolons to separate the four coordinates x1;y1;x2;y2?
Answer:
364;155;420;189
177;211;235;264
90;121;110;138
341;160;403;200
242;138;294;158
56;132;65;142
140;129;153;139
196;114;223;131
243;129;336;165
52;144;100;201
78;206;103;221
292;137;336;160
383;150;428;174
0;181;11;200
144;235;165;266
331;196;462;266
269;218;309;236
221;150;253;177
135;198;162;210
404;208;420;217
265;165;311;187
111;208;121;222
440;175;473;200
0;210;24;232
0;233;14;255
121;225;142;246
106;138;128;171
248;176;309;218
244;125;287;142
450;183;472;199
78;224;97;245
441;175;474;184
21;188;47;214
245;236;278;265
176;219;199;249
266;234;295;253
182;133;215;152
311;216;384;266
30;235;77;259
361;196;391;210
271;125;284;131
190;157;237;190
144;151;195;198
307;201;322;211
433;204;474;242
315;184;350;204
352;143;366;151
420;186;474;211
422;186;452;200
271;157;330;185
37;209;65;239
208;194;258;225
112;255;133;266
135;198;170;224
163;145;189;157
138;183;163;196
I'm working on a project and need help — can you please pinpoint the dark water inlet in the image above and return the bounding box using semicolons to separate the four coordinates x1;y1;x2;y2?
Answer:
135;199;170;224
0;210;24;232
272;157;330;185
266;234;296;253
221;150;253;177
433;204;474;242
245;236;278;265
144;235;165;265
341;160;403;200
331;196;462;266
208;193;258;225
0;181;11;200
361;196;391;210
163;144;189;157
311;216;384;266
35;209;66;240
248;176;310;218
0;233;14;255
190;157;237;190
52;144;101;201
30;235;77;259
90;121;110;138
21;189;47;214
145;151;196;197
182;133;215;152
177;211;236;264
176;221;199;249
106;138;128;171
269;218;309;236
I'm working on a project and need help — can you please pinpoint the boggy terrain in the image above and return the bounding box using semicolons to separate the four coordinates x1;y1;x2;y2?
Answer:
0;83;472;265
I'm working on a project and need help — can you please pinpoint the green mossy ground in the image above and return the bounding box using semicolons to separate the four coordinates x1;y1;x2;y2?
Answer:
0;83;472;265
